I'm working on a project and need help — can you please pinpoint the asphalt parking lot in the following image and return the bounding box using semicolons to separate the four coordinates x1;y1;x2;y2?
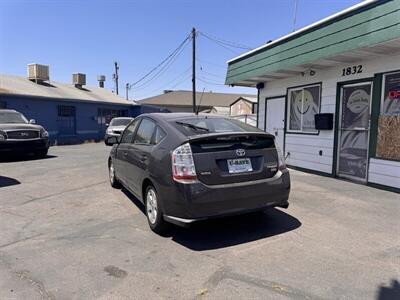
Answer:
0;143;399;300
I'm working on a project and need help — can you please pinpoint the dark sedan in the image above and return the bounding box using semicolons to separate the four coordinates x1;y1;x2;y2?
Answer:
106;113;290;233
0;109;49;157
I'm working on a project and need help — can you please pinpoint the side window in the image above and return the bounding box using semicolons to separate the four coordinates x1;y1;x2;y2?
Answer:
120;119;139;144
152;126;166;145
134;119;156;145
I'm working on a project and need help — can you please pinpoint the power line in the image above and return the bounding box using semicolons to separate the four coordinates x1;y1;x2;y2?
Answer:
196;57;226;69
197;76;226;86
132;40;189;90
199;31;253;50
200;32;239;54
129;34;190;88
138;66;192;95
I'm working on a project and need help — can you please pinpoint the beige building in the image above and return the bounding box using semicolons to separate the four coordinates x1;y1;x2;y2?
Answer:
138;90;255;113
230;96;257;116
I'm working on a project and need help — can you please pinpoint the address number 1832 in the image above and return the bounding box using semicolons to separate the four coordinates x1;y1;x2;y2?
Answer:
342;65;363;76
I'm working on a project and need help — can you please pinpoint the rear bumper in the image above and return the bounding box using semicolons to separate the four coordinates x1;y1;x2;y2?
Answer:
0;139;49;154
160;169;290;224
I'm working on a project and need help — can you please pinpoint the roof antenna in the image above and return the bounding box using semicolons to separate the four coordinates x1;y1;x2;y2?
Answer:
196;88;206;115
293;0;298;32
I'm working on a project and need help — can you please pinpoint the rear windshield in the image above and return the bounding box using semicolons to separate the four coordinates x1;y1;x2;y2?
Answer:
110;118;132;126
172;117;261;136
0;112;28;124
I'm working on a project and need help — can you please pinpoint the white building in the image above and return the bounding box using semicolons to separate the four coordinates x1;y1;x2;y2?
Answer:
225;0;400;192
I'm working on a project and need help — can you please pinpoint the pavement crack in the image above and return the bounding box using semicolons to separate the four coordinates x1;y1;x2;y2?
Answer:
196;267;326;300
0;233;44;249
19;180;107;205
15;270;56;300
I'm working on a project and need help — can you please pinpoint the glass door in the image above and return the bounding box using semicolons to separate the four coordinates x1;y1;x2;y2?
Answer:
337;82;372;182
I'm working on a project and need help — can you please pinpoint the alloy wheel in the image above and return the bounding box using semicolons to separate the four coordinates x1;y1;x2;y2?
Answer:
146;188;158;224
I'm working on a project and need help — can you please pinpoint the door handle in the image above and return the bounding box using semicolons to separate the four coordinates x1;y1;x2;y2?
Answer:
140;154;148;162
123;151;128;156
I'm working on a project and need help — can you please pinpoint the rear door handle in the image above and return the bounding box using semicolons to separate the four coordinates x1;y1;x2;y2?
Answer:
123;151;128;156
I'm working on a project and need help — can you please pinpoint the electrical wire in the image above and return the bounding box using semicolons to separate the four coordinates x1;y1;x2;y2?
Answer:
196;57;227;69
200;33;239;54
199;31;253;50
139;66;192;95
129;34;191;88
197;76;226;86
132;40;190;90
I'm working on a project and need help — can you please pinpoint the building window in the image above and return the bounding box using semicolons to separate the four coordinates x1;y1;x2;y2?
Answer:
376;72;400;161
0;101;6;109
97;108;128;125
57;105;76;135
287;84;321;133
381;71;400;116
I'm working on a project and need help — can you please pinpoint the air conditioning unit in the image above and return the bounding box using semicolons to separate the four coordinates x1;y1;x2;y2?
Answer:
73;73;86;87
27;64;49;82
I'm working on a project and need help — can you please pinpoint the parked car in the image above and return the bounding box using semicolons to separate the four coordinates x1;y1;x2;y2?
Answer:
0;109;49;157
106;113;290;233
104;117;134;145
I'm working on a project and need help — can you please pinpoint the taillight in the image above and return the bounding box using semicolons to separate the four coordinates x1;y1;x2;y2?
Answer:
275;140;286;170
171;143;197;183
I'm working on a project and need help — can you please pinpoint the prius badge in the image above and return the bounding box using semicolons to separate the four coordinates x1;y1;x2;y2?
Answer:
236;149;246;157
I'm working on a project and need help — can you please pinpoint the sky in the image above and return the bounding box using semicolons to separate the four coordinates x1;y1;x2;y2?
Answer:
0;0;363;100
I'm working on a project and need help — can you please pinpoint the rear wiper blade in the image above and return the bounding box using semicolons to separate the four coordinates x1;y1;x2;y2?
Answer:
175;121;209;132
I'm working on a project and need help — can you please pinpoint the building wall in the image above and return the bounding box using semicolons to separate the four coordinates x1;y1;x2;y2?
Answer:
230;99;253;116
0;95;136;144
140;104;211;113
258;52;400;189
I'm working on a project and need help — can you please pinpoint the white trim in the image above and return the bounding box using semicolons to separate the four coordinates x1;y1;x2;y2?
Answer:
227;0;378;64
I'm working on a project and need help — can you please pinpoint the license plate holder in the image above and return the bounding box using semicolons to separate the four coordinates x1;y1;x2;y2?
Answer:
227;158;253;174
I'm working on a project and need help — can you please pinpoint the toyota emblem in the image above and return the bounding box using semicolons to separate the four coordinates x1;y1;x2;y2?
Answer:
236;149;246;157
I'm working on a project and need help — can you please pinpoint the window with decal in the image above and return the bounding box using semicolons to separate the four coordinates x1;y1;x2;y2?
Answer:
382;71;400;116
376;71;400;161
287;84;321;133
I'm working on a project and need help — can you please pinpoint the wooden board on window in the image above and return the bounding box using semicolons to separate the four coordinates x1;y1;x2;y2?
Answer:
376;115;400;160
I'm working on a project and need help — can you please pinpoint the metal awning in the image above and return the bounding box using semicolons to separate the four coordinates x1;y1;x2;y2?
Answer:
225;0;400;87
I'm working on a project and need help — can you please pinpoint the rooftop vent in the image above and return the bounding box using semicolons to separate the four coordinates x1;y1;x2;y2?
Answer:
28;64;49;83
164;90;173;94
72;73;86;88
97;75;106;88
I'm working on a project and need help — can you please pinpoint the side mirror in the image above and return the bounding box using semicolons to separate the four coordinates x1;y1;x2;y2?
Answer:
106;136;119;146
29;119;36;124
105;123;109;127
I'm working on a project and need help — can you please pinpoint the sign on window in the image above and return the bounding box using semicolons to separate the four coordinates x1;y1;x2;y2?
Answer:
288;84;320;133
382;72;400;115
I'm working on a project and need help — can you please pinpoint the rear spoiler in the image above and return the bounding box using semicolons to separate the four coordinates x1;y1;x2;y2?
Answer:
186;131;275;143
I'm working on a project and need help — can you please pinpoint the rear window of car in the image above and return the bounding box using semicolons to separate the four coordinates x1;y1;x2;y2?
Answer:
171;117;262;136
110;118;132;126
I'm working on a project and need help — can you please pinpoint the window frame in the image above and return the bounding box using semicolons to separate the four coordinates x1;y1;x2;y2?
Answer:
381;71;400;116
119;118;140;144
133;117;158;146
286;82;322;135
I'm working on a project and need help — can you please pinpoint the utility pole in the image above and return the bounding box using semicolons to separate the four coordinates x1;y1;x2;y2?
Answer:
126;83;129;100
114;61;119;95
293;0;298;32
192;27;196;113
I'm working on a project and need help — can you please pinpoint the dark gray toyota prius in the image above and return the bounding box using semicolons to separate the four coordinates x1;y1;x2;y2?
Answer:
107;113;290;233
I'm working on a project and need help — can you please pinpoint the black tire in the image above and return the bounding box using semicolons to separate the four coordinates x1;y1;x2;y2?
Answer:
109;159;121;189
145;185;169;234
36;149;48;158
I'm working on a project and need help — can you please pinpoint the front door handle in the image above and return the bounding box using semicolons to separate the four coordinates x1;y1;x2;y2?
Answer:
140;154;148;162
